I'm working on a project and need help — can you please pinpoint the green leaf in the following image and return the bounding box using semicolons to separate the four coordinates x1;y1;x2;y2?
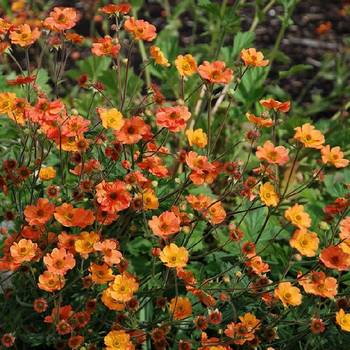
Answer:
232;31;255;60
279;64;313;79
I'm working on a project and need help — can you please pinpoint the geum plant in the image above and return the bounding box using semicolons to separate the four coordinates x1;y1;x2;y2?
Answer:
0;2;350;350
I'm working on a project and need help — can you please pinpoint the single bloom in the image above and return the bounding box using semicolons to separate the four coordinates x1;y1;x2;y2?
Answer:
321;145;349;168
150;46;170;67
260;98;291;112
175;54;197;77
115;116;151;144
259;182;279;207
90;263;114;284
320;245;350;271
39;166;56;181
336;309;350;332
186;128;208;148
294;123;325;149
98;107;125;130
75;231;100;257
246;112;273;128
159;243;189;268
289;229;319;257
256;140;289;166
274;282;302;307
43;247;76;275
284;204;311;229
198;60;233;84
104;330;134;350
24;198;55;226
240;48;269;67
148;211;181;238
10;239;38;263
38;271;65;292
92;36;120;57
9;24;41;47
109;272;139;302
156;105;191;132
43;7;79;32
169;296;192;320
124;17;156;41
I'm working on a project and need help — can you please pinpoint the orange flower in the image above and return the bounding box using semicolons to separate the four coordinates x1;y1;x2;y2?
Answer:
39;166;56;181
260;98;291;112
101;288;125;311
185;151;218;185
43;248;76;275
43;7;79;32
10;239;38;263
95;180;131;213
205;201;226;225
156;105;191;132
175;54;197;77
124;17;156;41
24;198;55;226
290;229;319;257
298;271;337;298
246;112;273;128
240;312;260;331
57;233;76;254
150;46;170;67
109;272;139;302
198;61;233;84
98;107;124;130
75;231;100;258
169;296;192;320
256;140;289;166
9;24;41;47
104;330;134;350
246;255;270;275
320;245;350;271
284;204;311;229
133;188;159;211
259;182;279;207
294;123;325;149
100;3;132;15
148;211;181;238
321;145;349;168
92;36;120;57
90;263;114;284
240;48;269;67
38;271;65;292
186;128;208;148
336;309;350;332
159;243;189;268
115;116;150;144
94;239;122;265
274;282;302;307
54;203;95;228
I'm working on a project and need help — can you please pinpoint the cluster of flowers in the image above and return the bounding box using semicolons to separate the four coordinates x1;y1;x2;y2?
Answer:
0;2;349;350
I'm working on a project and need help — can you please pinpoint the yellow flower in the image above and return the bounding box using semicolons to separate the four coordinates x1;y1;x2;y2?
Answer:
274;282;302;307
159;243;189;268
109;272;139;303
186;128;208;148
294;123;325;149
259;182;279;207
336;309;350;332
284;204;311;229
169;296;192;320
101;288;125;311
142;189;159;210
39;167;56;181
240;48;269;67
75;231;100;257
0;92;16;114
175;54;197;77
98;108;125;130
150;46;170;67
104;330;134;350
289;229;319;257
